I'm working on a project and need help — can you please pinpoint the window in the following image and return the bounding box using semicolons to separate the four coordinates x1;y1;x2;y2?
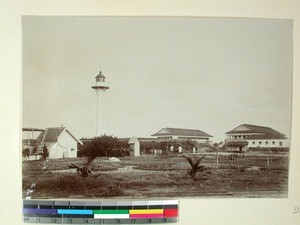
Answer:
265;141;268;145
71;148;75;151
259;141;262;145
272;141;275;145
252;141;255;145
279;141;283;146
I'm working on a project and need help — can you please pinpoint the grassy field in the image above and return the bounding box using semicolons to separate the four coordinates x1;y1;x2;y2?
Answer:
22;153;289;198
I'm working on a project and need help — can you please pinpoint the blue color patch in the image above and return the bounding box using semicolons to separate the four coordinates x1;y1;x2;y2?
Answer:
57;209;94;215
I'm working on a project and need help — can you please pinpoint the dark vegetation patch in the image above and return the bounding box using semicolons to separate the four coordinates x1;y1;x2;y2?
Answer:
23;154;289;198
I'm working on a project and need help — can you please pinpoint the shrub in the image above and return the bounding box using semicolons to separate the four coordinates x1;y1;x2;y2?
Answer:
22;148;30;157
27;174;125;197
103;183;124;197
248;147;289;152
270;147;289;153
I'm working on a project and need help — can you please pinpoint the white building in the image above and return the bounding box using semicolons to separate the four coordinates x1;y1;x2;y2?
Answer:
151;127;213;143
225;124;289;152
36;126;83;159
128;137;140;156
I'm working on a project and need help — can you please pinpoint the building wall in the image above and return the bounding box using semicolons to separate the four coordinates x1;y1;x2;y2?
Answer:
45;131;78;159
226;132;289;148
226;133;257;140
157;135;210;143
247;139;289;148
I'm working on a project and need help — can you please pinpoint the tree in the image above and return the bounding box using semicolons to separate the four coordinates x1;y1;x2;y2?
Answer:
84;136;129;157
183;154;207;179
22;148;30;158
69;135;129;178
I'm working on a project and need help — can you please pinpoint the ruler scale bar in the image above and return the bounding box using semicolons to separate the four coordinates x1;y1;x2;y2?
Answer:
23;200;178;224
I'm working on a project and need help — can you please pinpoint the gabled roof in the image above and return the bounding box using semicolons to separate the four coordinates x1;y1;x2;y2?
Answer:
151;127;213;137
226;124;286;138
36;127;83;145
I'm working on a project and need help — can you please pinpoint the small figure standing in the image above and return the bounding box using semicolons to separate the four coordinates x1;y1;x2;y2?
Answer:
41;144;49;160
178;146;183;153
170;145;174;152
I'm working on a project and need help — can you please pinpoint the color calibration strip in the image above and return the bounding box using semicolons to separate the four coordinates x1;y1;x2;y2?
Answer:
23;200;178;224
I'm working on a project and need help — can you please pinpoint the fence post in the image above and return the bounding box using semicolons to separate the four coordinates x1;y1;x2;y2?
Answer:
267;156;270;170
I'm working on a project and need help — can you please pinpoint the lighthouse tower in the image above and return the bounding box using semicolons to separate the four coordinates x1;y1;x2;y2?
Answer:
91;70;110;136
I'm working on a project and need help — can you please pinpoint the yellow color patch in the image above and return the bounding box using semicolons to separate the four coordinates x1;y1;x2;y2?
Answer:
129;209;163;214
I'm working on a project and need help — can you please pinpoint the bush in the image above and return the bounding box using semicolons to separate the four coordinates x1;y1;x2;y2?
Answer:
22;148;30;157
204;146;217;152
28;175;125;197
82;136;130;158
248;147;289;152
103;183;124;197
270;147;289;153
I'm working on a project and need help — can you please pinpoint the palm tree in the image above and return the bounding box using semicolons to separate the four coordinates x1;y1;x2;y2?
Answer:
183;154;206;179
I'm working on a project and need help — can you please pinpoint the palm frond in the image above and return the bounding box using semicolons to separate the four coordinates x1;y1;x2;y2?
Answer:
69;163;82;169
195;154;206;166
183;155;194;167
196;165;205;172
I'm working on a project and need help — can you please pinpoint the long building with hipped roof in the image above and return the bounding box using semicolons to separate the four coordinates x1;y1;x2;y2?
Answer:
151;127;213;143
225;124;289;152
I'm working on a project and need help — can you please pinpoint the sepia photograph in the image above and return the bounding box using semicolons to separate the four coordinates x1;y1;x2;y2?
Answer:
22;16;292;199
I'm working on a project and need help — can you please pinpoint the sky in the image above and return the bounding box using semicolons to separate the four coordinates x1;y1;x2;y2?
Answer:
22;16;293;142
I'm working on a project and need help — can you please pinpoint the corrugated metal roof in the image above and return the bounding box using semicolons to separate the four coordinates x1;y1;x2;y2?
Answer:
226;124;285;137
36;127;83;145
36;127;65;143
151;127;213;137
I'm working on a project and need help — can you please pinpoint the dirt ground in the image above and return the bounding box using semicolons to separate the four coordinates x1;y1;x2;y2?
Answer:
22;153;289;199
